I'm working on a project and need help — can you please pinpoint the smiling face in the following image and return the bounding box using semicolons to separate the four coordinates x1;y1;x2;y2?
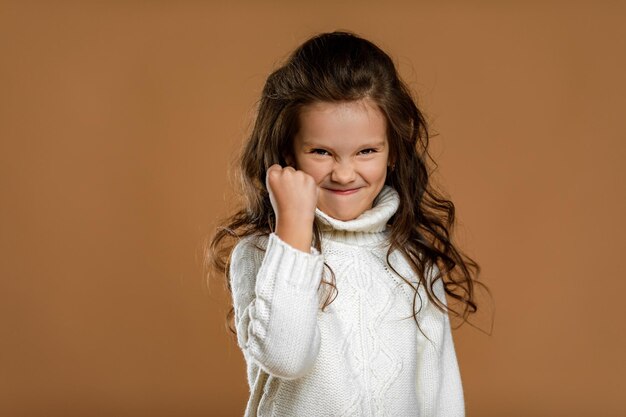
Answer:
290;98;390;221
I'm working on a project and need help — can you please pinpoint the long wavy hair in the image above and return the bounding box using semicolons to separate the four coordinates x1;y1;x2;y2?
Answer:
209;31;486;335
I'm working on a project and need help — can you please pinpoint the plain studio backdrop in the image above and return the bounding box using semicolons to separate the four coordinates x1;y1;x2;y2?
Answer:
1;1;625;416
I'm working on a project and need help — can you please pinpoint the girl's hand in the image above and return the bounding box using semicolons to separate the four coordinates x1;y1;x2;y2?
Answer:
266;164;319;252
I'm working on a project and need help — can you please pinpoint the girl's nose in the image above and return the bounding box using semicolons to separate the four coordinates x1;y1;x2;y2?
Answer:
330;161;357;184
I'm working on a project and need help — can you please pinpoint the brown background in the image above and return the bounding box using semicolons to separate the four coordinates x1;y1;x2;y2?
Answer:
1;1;625;416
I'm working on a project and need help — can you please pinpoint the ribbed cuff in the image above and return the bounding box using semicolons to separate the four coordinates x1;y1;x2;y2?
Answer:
260;233;324;291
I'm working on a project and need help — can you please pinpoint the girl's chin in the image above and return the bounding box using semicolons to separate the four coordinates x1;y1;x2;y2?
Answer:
319;207;363;221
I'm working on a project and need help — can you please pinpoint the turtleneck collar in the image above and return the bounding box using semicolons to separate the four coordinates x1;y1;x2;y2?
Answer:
314;185;399;246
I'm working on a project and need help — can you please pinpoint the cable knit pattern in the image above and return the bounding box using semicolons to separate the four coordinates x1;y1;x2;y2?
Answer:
229;186;465;417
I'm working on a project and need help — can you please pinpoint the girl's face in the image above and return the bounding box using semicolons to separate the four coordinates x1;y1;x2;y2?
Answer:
290;98;390;221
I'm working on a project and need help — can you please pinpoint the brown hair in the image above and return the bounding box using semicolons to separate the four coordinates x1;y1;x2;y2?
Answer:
208;31;486;334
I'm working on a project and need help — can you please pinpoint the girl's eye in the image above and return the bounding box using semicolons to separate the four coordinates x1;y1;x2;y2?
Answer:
359;148;376;155
311;149;330;156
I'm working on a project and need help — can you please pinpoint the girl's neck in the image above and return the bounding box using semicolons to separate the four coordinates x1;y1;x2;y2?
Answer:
314;185;399;246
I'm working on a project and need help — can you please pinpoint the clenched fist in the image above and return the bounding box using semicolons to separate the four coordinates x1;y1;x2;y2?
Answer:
266;164;319;253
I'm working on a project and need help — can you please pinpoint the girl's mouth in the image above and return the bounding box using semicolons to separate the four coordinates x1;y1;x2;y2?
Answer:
325;187;361;195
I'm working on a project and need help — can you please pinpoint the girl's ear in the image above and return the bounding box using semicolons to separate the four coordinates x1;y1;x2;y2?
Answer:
284;154;295;167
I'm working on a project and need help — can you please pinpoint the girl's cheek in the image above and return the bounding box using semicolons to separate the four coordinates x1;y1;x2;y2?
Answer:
359;159;388;177
299;160;330;183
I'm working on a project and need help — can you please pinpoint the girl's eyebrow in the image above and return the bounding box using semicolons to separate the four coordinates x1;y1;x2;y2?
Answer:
302;140;386;149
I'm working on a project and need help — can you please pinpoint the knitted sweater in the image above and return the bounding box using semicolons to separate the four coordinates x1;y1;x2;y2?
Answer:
229;186;465;417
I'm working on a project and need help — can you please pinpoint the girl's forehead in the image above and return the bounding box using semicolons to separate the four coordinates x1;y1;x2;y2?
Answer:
298;99;385;128
295;99;388;149
301;98;381;117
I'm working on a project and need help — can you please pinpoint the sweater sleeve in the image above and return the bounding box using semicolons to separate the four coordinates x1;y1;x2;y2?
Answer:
229;233;325;380
415;263;466;417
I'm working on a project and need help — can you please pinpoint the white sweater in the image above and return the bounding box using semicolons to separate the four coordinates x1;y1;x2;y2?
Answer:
229;186;464;417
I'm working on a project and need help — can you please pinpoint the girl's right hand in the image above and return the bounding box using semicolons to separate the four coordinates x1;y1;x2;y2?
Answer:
266;164;319;252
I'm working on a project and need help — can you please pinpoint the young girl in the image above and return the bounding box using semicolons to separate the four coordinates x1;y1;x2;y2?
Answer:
210;31;481;417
